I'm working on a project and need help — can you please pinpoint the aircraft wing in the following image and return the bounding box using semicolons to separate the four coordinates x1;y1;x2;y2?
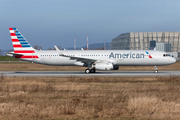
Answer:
70;56;97;63
54;45;99;64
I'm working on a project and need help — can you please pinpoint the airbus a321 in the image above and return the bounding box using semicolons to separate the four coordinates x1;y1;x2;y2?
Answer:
7;28;176;73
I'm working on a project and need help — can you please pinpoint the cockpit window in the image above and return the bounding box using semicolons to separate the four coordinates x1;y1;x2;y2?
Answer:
163;54;171;57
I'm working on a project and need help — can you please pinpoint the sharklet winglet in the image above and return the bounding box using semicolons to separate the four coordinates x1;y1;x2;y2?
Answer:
54;45;64;56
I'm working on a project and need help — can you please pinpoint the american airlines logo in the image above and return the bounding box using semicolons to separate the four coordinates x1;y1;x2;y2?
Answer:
146;51;153;58
109;52;151;59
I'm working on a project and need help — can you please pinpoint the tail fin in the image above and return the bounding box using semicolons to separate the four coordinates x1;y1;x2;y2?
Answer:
9;28;35;52
9;28;39;60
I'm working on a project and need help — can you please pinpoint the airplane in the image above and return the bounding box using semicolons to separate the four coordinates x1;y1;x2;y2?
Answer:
7;28;176;74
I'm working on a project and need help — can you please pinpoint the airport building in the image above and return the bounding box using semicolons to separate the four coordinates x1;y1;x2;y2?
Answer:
156;43;171;52
111;32;180;53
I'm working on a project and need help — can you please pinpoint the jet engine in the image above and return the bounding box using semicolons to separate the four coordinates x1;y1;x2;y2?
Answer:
93;63;113;71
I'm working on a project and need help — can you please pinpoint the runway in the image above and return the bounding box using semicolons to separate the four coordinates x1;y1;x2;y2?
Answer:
0;71;180;77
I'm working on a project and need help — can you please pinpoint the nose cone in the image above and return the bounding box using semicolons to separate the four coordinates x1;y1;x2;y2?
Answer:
170;57;176;64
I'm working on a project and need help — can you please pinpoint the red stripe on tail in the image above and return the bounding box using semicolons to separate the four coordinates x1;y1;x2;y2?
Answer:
14;50;35;53
12;39;19;42
10;33;16;36
13;45;22;47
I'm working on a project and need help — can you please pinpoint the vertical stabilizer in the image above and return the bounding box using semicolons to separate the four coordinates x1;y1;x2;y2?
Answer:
9;28;39;60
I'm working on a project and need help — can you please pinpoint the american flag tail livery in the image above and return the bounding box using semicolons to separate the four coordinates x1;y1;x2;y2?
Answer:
8;28;39;61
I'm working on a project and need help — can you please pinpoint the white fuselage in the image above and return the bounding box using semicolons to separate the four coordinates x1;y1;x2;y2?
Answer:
27;50;176;66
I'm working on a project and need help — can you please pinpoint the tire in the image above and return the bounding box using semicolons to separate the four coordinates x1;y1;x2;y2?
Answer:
90;69;96;73
85;69;90;74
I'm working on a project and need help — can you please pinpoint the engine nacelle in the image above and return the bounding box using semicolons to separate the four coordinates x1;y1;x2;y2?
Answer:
94;63;113;71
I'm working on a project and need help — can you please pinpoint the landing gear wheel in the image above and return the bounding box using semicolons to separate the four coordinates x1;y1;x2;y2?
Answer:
90;68;96;73
85;69;90;74
154;66;158;73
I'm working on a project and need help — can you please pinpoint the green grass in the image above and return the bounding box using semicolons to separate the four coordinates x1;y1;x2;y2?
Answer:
0;56;20;61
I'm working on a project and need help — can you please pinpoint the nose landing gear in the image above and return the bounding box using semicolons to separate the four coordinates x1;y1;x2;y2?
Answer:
154;66;158;73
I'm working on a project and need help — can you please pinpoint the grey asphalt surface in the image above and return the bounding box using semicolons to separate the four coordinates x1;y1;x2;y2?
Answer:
0;71;180;77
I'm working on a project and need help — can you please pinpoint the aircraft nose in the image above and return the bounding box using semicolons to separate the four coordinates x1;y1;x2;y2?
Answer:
171;57;176;64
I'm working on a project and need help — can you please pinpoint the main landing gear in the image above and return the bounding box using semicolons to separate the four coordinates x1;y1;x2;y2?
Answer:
154;66;158;73
85;68;96;74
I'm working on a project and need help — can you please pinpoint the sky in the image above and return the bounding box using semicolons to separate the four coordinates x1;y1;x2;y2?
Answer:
1;0;180;50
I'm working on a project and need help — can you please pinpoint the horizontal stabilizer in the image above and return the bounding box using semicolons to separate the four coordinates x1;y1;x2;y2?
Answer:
6;52;23;56
6;52;24;58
